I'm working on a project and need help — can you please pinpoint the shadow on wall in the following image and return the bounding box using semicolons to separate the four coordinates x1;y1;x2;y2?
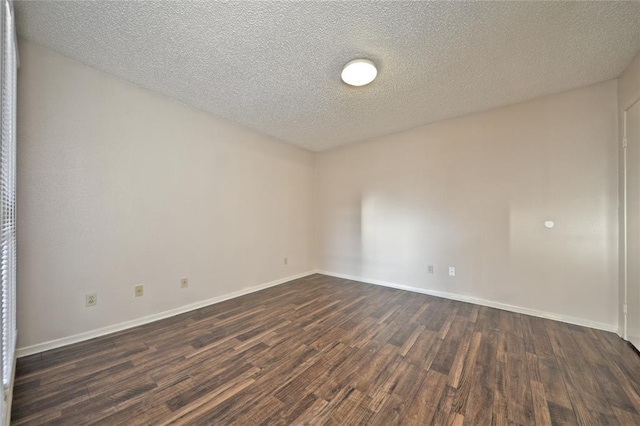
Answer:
351;185;614;318
357;189;478;291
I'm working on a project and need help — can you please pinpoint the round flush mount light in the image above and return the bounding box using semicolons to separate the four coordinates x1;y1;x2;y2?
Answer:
544;220;555;229
341;59;377;86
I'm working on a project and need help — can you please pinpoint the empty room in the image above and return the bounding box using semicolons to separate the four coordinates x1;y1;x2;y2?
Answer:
2;0;640;424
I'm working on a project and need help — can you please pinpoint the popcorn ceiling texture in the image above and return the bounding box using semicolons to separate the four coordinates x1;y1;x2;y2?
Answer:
14;1;640;151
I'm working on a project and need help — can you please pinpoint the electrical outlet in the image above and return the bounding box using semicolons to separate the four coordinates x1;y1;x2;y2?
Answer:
427;265;434;274
134;285;144;297
86;293;97;307
284;257;288;265
180;278;188;289
449;266;456;277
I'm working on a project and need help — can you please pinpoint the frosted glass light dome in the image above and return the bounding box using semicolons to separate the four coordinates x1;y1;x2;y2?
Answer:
341;59;377;86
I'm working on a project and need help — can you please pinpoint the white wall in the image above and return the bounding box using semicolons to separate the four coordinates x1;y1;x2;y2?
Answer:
17;40;316;350
619;51;640;335
17;37;623;350
316;80;619;330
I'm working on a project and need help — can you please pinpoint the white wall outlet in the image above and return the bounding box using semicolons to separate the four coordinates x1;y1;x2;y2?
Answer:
134;285;144;297
86;293;97;307
180;278;188;289
427;265;434;274
284;257;288;265
449;266;456;277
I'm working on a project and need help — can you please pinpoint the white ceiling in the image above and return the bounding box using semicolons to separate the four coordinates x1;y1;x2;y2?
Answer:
14;1;640;152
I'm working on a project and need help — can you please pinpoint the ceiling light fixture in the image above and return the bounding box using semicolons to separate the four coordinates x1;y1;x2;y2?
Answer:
341;59;377;87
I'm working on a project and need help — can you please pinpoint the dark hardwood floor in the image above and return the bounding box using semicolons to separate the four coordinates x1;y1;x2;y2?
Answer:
11;274;640;425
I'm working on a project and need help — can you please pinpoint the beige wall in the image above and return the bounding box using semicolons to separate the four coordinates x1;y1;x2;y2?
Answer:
17;38;624;350
17;40;316;350
619;52;640;112
316;80;619;330
619;51;640;335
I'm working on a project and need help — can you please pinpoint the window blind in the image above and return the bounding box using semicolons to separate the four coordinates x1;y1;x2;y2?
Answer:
0;0;16;414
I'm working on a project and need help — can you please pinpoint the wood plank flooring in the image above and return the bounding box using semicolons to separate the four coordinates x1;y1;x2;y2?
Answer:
11;274;640;425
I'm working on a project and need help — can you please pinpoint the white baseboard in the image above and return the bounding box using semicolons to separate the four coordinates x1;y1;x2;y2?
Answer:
16;270;317;358
317;270;618;333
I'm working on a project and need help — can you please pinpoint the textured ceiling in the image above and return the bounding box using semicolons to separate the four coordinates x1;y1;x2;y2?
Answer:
14;1;640;151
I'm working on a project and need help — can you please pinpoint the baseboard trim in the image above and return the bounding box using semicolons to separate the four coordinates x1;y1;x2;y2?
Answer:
16;270;317;358
317;270;617;333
